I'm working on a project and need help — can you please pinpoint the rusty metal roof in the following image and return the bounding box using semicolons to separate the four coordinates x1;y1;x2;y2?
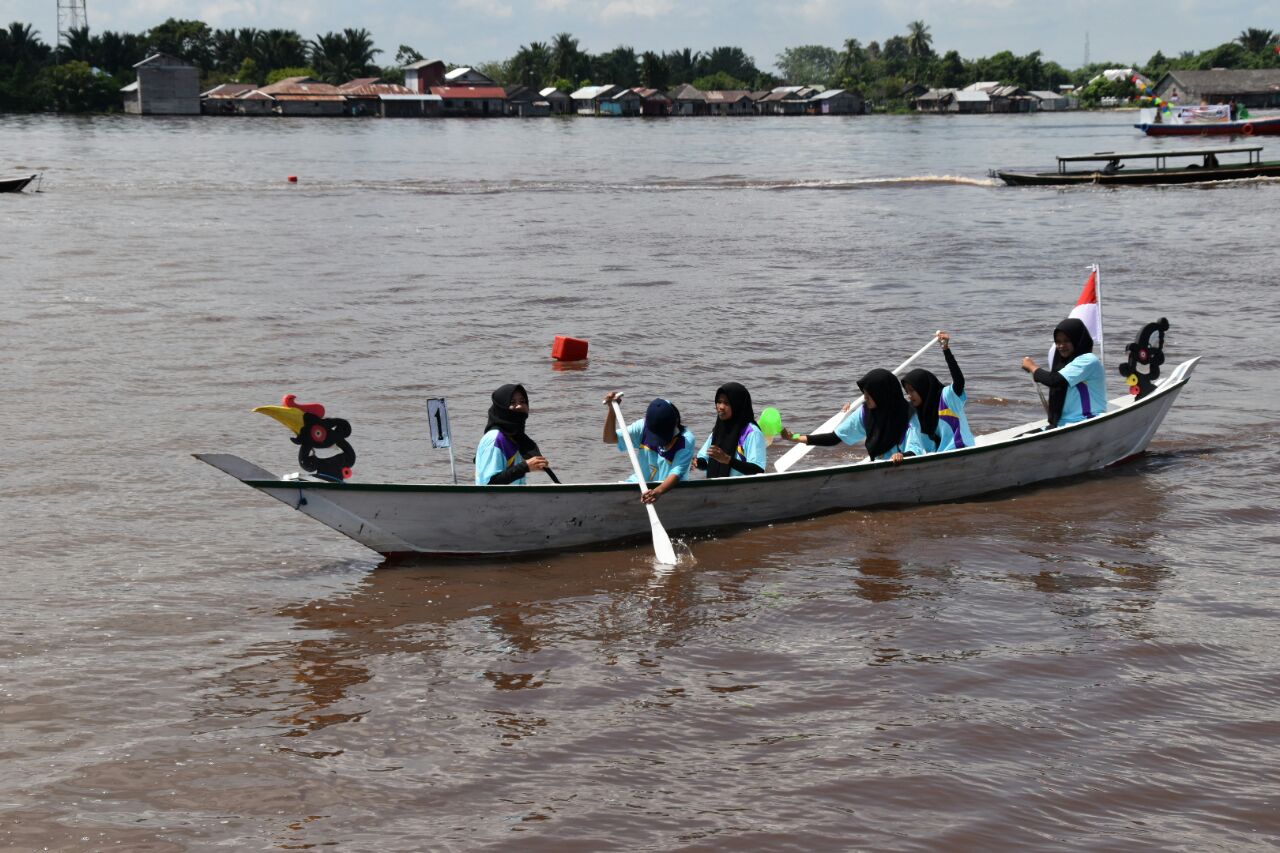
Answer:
339;79;415;96
431;86;507;99
257;77;345;100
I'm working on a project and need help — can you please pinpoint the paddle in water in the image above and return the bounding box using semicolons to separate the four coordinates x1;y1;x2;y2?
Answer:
608;396;679;566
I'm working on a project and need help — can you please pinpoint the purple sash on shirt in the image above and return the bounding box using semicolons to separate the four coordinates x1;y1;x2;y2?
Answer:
1078;385;1093;419
939;402;965;449
494;431;519;465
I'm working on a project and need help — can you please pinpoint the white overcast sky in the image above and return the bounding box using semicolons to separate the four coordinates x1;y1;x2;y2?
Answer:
5;0;1276;71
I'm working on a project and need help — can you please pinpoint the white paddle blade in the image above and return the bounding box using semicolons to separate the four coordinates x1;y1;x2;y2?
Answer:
647;505;678;565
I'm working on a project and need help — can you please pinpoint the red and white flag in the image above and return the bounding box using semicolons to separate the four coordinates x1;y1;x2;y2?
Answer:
1051;264;1104;366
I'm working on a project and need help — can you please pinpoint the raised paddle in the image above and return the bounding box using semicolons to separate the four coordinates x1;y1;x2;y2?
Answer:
774;332;942;473
610;398;679;566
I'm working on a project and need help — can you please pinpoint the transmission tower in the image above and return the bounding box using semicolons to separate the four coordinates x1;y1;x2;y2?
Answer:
1083;31;1090;68
56;0;89;53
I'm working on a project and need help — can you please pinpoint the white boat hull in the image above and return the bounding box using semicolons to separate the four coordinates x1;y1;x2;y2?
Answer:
196;358;1199;558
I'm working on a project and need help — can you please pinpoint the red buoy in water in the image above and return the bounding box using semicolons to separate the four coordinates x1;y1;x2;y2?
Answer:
552;335;589;361
287;175;298;183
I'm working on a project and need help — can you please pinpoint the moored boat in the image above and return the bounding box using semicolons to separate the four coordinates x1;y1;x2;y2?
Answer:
996;144;1280;186
1137;114;1280;137
196;357;1200;559
0;174;36;193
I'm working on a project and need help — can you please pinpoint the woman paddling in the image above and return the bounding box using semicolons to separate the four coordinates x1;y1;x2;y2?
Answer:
778;368;924;464
694;382;767;478
902;331;975;454
1021;318;1107;428
601;391;695;503
475;383;554;485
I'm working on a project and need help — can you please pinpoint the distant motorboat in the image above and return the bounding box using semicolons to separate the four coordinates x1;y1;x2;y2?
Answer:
996;144;1280;186
1136;104;1280;137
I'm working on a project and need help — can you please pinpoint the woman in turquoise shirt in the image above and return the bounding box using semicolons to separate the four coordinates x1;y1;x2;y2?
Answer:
778;368;924;463
1021;318;1107;428
601;391;695;503
694;382;767;478
902;331;976;453
474;384;552;485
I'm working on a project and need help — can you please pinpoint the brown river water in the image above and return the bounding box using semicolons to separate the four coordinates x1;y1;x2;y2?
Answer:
2;111;1278;850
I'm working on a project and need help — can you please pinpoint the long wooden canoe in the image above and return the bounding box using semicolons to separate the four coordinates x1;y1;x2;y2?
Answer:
196;357;1200;559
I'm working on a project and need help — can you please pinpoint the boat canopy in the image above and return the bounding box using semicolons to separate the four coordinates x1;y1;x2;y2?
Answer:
1056;144;1263;163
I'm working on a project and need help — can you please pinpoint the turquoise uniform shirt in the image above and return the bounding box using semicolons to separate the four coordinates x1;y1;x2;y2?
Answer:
697;422;767;476
915;386;976;453
1057;353;1107;426
833;407;927;460
618;419;696;483
475;429;526;485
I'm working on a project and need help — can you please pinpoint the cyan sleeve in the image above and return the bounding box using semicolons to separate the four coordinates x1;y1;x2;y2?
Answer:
617;419;645;453
741;425;767;471
697;433;713;462
900;421;927;457
669;432;696;480
474;432;506;485
833;407;868;446
1059;353;1100;388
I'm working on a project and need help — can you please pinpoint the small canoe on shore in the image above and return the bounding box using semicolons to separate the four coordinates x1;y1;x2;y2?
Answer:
0;174;36;193
996;144;1280;186
196;358;1200;560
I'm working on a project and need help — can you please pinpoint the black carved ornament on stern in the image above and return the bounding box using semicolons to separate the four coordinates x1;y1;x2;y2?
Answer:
285;394;357;481
1117;318;1169;400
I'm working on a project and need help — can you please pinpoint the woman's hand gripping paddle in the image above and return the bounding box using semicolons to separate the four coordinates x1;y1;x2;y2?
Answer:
610;398;679;566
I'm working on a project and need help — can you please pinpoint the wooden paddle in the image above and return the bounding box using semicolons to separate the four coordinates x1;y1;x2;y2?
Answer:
774;332;942;473
610;399;679;566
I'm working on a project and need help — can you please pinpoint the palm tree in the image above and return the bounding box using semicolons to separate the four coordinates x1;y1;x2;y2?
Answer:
1236;27;1277;54
551;32;580;81
55;25;94;64
255;29;308;74
905;20;933;81
2;21;52;68
340;28;380;73
839;38;865;84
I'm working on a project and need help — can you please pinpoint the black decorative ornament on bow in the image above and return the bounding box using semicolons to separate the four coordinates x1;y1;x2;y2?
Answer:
1117;318;1170;400
254;394;357;481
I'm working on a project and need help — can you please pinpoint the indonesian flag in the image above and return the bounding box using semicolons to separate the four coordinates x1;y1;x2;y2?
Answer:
1051;264;1103;366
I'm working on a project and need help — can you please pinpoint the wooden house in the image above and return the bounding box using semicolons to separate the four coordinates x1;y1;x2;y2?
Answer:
431;86;506;116
669;84;707;116
505;86;551;116
200;82;255;115
601;88;642;116
703;90;754;116
339;78;441;117
539;87;573;114
633;88;672;116
257;77;346;116
1153;69;1280;109
404;59;446;93
810;88;862;114
123;53;200;115
569;84;619;115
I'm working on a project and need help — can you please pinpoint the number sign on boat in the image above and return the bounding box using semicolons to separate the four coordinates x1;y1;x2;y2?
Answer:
426;397;457;483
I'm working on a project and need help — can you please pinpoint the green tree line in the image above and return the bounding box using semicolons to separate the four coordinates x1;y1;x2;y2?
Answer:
2;17;1278;113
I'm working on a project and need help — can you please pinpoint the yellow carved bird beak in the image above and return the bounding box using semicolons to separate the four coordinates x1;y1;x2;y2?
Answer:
253;405;305;435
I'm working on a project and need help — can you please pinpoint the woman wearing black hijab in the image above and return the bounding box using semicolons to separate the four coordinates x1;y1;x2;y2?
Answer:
694;382;767;478
474;383;555;485
1021;318;1107;428
901;330;976;453
778;368;925;464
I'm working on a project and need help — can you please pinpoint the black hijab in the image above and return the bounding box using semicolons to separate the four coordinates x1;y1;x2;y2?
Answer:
858;368;914;459
707;382;756;478
482;383;541;458
1047;318;1094;427
902;368;944;448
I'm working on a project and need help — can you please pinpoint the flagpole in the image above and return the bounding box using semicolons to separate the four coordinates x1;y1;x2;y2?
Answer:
1094;262;1106;397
